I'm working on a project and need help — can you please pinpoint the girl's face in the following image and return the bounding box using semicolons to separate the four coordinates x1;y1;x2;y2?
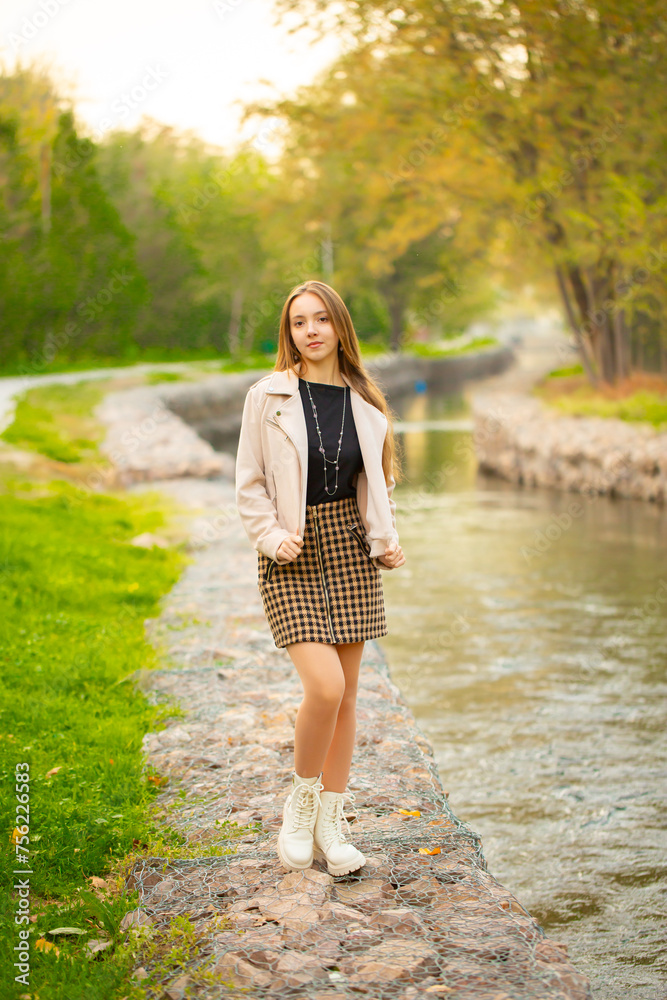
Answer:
289;292;340;369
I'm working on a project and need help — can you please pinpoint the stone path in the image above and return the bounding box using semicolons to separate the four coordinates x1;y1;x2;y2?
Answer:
0;360;226;435
464;326;667;504
121;467;592;999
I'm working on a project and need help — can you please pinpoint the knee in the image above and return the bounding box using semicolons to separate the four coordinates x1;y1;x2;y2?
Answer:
311;676;346;712
339;684;358;714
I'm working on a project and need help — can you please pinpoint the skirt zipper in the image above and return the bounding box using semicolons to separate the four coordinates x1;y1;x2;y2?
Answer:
312;507;336;642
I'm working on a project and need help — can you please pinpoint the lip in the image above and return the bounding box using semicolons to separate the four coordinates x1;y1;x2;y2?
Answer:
307;342;323;348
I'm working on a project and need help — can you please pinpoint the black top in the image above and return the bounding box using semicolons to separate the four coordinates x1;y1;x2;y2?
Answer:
298;377;364;505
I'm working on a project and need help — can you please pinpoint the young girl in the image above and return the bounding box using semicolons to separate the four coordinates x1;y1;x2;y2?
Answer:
235;279;405;876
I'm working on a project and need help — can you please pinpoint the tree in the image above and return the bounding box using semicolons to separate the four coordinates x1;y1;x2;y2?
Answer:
254;0;667;382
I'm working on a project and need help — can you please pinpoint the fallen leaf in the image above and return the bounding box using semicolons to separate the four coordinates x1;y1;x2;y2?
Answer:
11;828;24;844
419;846;442;855
47;927;85;936
45;766;62;778
109;758;114;765
398;809;421;817
35;938;59;955
86;938;113;956
89;877;109;890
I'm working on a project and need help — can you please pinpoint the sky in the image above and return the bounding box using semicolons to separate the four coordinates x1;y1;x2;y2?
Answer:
0;0;343;155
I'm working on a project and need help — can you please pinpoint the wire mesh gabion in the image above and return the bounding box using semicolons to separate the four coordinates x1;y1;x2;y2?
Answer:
126;476;592;1000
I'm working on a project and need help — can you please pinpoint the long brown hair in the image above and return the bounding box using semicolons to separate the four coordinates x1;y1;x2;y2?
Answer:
274;280;404;486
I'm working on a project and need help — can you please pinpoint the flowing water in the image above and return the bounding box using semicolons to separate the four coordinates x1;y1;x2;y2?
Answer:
379;388;667;1000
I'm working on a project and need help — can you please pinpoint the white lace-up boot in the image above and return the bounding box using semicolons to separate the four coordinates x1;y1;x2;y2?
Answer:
313;789;366;875
277;771;324;871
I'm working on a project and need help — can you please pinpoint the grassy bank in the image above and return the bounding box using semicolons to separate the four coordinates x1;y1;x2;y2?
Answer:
0;340;502;380
534;367;667;428
0;376;249;998
0;349;273;379
358;335;499;359
0;473;186;997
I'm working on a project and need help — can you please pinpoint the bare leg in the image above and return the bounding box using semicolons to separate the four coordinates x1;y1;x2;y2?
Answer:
321;641;364;792
286;641;345;778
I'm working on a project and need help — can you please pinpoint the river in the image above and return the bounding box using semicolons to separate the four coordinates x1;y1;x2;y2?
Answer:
379;386;667;1000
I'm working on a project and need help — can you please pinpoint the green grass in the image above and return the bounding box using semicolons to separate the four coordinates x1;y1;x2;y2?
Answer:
546;363;585;378
545;389;667;427
0;356;297;998
0;372;268;997
357;335;499;359
0;349;276;378
0;339;503;381
535;369;667;428
143;371;187;385
0;348;224;378
407;335;499;357
0;475;192;996
218;353;279;372
1;382;111;463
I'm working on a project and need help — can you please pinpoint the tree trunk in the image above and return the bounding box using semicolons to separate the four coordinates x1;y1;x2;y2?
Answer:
228;286;244;356
555;264;597;384
618;307;632;378
40;143;51;236
388;297;403;352
612;264;630;381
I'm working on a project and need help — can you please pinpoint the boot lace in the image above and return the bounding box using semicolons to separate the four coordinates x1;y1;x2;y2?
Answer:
287;778;323;830
320;791;357;850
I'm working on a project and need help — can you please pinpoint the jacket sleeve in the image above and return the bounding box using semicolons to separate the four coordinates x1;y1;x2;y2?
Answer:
372;466;399;571
235;388;292;564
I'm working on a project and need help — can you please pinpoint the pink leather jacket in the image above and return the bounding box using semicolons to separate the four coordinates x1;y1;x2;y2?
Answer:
235;367;400;570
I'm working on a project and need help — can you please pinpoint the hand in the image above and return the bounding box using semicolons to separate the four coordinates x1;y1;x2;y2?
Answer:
276;533;304;563
377;541;405;569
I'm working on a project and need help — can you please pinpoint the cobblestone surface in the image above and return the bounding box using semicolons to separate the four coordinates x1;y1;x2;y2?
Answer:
471;392;667;504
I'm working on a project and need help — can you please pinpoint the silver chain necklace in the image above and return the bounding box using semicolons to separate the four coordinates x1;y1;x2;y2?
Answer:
303;379;347;495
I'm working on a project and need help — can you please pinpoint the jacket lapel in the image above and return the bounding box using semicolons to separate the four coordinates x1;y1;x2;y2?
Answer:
263;367;387;463
263;369;308;460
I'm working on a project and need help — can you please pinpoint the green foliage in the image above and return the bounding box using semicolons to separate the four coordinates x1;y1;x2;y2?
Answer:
3;10;666;378
0;76;147;371
123;914;237;998
408;336;498;357
544;388;667;427
263;0;667;380
78;889;129;944
548;365;586;379
1;382;108;461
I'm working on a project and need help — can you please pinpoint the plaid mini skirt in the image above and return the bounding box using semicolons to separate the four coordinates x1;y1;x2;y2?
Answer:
257;493;387;648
